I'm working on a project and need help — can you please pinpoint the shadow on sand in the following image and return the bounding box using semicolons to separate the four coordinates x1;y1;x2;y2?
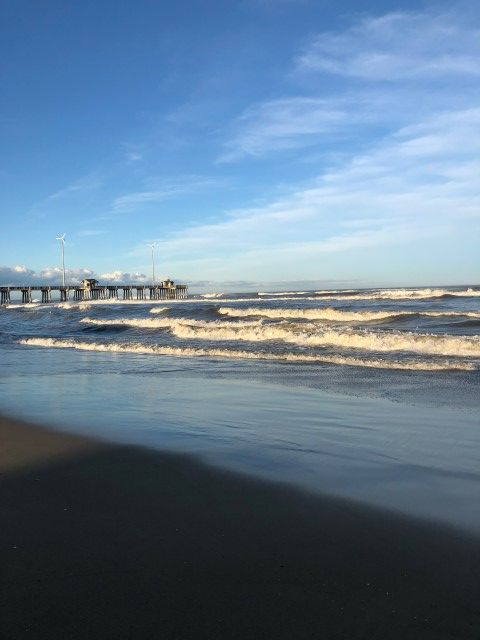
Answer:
1;416;479;639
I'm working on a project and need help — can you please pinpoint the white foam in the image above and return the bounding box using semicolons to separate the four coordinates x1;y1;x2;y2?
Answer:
217;297;304;302
201;293;224;298
4;299;173;311
165;322;480;357
56;298;189;308
200;296;305;303
258;291;308;296
80;315;480;357
423;311;480;318
221;306;400;322
219;306;480;322
54;296;298;306
56;302;94;311
19;337;475;371
80;317;263;329
315;289;359;294
149;307;169;314
4;303;41;310
313;288;480;301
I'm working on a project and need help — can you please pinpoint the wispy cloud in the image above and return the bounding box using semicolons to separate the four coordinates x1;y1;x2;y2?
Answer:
126;152;143;164
220;8;480;163
112;188;183;213
14;5;478;286
219;98;350;161
144;106;480;279
26;172;104;221
297;11;480;80
111;176;220;213
46;173;103;201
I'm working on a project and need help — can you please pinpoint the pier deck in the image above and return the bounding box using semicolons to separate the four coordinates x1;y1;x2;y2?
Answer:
0;282;188;304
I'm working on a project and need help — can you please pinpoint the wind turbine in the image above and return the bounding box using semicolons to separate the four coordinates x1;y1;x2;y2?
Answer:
56;233;66;287
148;242;157;286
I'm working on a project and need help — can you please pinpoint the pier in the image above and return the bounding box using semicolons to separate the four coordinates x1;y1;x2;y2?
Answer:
0;278;188;304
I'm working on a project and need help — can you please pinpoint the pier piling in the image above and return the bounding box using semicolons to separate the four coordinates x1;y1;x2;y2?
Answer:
0;288;11;304
40;288;52;303
21;288;32;304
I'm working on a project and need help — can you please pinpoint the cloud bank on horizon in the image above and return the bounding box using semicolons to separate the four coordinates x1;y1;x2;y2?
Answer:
1;1;479;287
0;266;149;286
0;265;353;293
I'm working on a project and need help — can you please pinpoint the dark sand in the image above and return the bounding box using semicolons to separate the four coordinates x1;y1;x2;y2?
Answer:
1;415;479;640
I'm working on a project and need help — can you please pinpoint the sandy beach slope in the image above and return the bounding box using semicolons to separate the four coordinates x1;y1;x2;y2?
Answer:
1;414;479;639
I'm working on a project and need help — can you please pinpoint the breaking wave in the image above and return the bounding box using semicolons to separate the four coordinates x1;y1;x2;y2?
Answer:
149;307;169;314
79;316;480;357
163;322;480;357
18;337;475;371
218;307;480;323
4;303;41;310
258;291;308;296
55;298;190;307
56;302;94;311
314;288;480;301
315;289;359;294
80;317;263;329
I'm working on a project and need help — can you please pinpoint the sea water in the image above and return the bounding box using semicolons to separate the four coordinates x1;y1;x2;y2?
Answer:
1;286;479;531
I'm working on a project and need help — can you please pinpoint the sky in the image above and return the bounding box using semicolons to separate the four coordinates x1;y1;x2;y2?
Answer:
1;0;479;291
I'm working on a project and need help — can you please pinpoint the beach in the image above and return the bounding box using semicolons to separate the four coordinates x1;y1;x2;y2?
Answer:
1;288;479;638
1;414;480;639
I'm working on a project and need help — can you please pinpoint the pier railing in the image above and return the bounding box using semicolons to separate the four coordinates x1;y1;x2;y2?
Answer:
0;283;188;304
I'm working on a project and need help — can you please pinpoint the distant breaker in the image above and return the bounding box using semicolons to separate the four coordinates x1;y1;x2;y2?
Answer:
0;278;188;304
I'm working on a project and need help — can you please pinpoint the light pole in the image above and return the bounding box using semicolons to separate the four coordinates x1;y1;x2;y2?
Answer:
148;242;157;286
56;233;66;287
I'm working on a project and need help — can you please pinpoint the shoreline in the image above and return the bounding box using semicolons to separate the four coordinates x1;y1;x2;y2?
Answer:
1;413;480;639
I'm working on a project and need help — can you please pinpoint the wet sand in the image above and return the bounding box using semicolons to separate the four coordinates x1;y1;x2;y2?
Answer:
1;414;479;639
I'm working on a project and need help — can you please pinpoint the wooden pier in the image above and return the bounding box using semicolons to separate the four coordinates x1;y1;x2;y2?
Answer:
0;278;188;304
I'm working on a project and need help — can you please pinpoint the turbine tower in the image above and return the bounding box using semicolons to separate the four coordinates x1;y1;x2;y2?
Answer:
148;242;157;286
56;233;66;287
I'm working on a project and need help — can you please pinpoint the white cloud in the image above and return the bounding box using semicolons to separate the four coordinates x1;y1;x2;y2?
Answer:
26;172;104;221
112;189;182;213
220;97;350;161
0;266;96;285
47;173;103;201
12;6;478;286
0;265;36;284
143;106;480;280
0;266;152;286
111;176;219;213
0;264;361;292
99;271;149;283
220;8;480;162
38;267;96;284
297;11;480;80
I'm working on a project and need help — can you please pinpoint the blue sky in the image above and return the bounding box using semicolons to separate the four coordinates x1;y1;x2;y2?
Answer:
1;0;479;290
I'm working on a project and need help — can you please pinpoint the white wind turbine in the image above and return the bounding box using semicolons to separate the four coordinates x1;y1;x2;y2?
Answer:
148;242;157;286
56;233;66;287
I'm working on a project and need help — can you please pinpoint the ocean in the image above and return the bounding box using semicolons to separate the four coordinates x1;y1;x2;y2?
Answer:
1;285;479;532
